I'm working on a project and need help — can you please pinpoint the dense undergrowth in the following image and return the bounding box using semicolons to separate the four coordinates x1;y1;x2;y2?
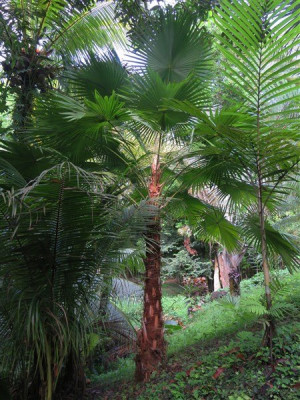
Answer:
88;271;300;399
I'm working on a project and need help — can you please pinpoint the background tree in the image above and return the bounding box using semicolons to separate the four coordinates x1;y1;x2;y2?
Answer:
0;0;124;136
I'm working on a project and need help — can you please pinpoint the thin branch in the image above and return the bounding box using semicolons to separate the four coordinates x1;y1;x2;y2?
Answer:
35;0;54;44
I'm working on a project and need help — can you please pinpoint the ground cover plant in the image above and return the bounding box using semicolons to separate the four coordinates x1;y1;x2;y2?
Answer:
90;271;300;399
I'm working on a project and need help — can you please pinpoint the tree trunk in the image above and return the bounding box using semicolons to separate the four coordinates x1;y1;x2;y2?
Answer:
13;88;34;140
54;352;85;400
135;156;166;382
183;236;197;255
218;251;231;289
214;249;246;296
255;39;274;355
213;255;221;291
228;250;246;296
257;174;274;354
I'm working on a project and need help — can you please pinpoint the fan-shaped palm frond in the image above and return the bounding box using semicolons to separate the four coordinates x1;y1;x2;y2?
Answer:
66;51;129;100
129;11;212;83
123;70;209;133
29;89;130;168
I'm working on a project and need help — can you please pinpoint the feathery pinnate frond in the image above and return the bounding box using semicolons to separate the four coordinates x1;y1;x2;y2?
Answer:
215;0;300;168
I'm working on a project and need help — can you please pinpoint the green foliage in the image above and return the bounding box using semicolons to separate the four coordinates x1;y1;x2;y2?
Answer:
0;0;125;133
218;271;300;328
162;249;211;281
0;142;153;398
117;293;192;328
146;325;300;400
94;272;300;398
1;1;300;397
100;316;300;399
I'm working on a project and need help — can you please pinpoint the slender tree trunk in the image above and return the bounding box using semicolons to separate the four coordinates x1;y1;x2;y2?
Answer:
256;34;274;355
135;156;166;382
213;255;221;291
257;173;274;353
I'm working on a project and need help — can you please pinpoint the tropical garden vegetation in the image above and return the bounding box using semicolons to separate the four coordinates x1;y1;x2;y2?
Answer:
0;0;299;399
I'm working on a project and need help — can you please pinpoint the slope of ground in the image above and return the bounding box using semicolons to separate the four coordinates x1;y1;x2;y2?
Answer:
88;271;300;399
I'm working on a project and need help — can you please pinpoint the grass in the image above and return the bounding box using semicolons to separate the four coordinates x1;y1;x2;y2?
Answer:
88;270;300;399
162;282;184;297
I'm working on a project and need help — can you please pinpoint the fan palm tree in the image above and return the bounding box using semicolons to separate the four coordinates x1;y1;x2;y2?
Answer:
119;11;253;381
0;0;124;136
26;11;248;382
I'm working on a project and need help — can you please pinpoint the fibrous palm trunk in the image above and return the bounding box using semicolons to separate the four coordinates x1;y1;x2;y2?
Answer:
12;89;34;140
135;156;166;382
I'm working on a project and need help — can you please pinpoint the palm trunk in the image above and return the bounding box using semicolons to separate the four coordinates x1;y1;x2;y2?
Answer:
183;236;197;255
135;156;166;382
13;87;34;140
228;251;245;297
256;36;274;355
257;172;274;353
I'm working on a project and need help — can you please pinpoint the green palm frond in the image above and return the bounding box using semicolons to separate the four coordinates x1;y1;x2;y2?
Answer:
30;90;129;167
215;0;300;115
242;213;300;271
214;0;300;199
124;70;196;131
269;301;296;319
130;11;212;83
164;191;241;252
0;156;26;188
0;1;125;58
67;51;128;100
48;3;126;58
239;295;267;317
195;208;241;252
